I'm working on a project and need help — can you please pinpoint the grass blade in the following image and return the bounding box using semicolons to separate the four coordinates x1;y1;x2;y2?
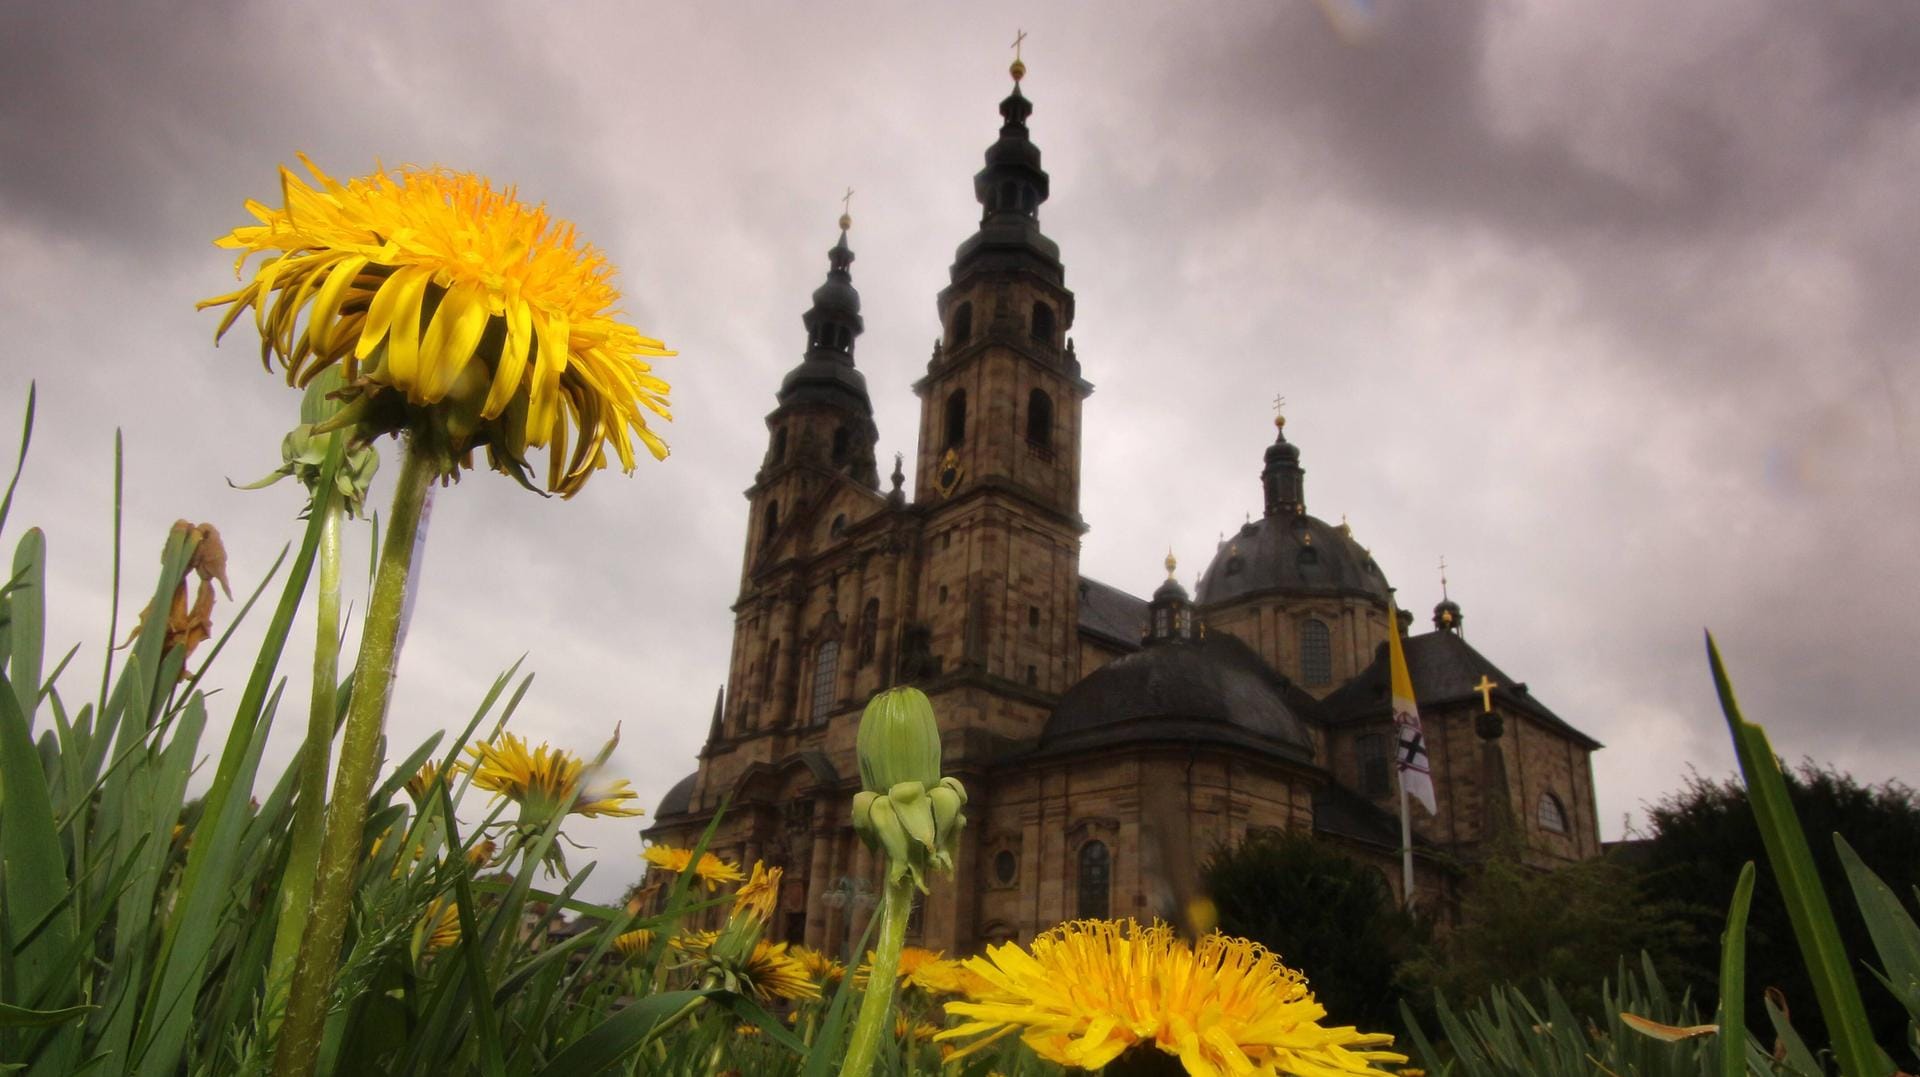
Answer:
1717;860;1756;1077
0;382;33;541
1836;833;1920;1018
1707;632;1881;1077
9;529;45;732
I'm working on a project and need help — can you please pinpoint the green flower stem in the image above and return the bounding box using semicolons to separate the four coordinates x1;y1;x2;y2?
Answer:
265;492;343;1026
839;872;914;1077
273;438;435;1077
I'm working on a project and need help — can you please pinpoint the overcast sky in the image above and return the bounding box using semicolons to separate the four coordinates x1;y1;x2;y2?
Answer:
3;1;1916;903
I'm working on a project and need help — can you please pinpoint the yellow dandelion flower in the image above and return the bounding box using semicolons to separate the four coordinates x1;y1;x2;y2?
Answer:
739;940;822;1004
731;861;782;926
857;945;946;987
200;156;675;497
420;899;461;953
907;957;997;998
939;920;1406;1077
463;732;642;820
894;1014;944;1043
642;845;746;890
669;929;719;956
406;758;456;803
790;944;846;985
612;928;656;959
466;838;497;869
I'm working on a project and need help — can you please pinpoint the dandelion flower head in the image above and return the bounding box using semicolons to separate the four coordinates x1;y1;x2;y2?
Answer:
463;732;641;820
642;844;746;890
940;919;1405;1077
201;157;675;496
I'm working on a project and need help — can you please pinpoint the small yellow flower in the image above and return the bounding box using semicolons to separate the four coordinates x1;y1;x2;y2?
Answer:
939;919;1405;1077
420;899;461;953
406;758;456;803
907;957;997;998
790;944;846;985
739;940;823;1003
612;928;655;959
465;839;497;869
200;157;675;497
894;1014;944;1043
731;862;782;926
857;945;946;987
464;732;642;820
642;845;746;890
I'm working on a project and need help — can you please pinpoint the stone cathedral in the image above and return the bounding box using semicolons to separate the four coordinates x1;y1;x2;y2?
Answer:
642;66;1603;955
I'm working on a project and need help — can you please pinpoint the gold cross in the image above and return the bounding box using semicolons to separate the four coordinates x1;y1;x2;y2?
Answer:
1438;555;1449;599
841;187;855;216
1012;28;1027;61
1473;674;1497;712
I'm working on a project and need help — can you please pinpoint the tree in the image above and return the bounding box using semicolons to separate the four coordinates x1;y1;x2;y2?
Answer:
1635;763;1920;1050
1200;831;1420;1034
1399;837;1699;1022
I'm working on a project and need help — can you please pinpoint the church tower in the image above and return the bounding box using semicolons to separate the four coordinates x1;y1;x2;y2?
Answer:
733;215;881;731
908;57;1091;712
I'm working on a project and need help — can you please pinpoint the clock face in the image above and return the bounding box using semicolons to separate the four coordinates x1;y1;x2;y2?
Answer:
936;448;965;498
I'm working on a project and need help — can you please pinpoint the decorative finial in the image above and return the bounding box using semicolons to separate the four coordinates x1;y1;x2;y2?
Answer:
1165;548;1178;580
1439;555;1449;601
1010;28;1028;83
839;186;854;232
1272;394;1287;429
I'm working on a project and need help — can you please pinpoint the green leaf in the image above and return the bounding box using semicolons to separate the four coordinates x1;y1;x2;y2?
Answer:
727;993;808;1055
0;1003;89;1031
1836;833;1920;1019
0;672;80;1076
8;530;44;733
1706;632;1881;1077
1717;860;1756;1077
533;990;715;1077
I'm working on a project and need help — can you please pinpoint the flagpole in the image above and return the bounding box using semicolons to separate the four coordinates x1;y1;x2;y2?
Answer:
1399;766;1414;911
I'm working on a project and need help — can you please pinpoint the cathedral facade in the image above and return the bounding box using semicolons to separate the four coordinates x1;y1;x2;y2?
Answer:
642;70;1603;955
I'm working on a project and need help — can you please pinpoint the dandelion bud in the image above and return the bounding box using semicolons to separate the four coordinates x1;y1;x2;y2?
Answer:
856;687;942;792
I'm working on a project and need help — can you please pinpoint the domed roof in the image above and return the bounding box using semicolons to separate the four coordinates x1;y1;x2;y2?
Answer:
1196;513;1392;608
1042;633;1315;761
655;771;697;818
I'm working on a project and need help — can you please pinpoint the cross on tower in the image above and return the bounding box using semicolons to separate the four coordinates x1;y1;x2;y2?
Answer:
1439;555;1450;600
841;187;855;217
1011;28;1027;61
1473;674;1498;712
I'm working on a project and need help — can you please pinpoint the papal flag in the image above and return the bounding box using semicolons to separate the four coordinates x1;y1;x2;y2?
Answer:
1386;605;1437;814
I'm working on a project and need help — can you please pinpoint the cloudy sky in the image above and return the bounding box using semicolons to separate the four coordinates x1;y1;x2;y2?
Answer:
3;2;1916;902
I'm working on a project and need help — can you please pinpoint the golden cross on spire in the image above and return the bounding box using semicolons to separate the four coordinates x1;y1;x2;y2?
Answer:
1439;555;1449;600
839;187;854;231
1272;394;1287;428
1165;547;1178;580
1010;29;1028;82
1473;674;1497;713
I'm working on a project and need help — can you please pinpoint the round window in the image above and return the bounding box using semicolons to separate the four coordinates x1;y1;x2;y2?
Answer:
993;849;1017;885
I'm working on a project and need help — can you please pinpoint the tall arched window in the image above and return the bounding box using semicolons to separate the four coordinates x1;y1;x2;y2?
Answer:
831;426;849;465
762;502;780;547
1031;301;1055;344
1537;792;1568;834
1300;618;1332;686
950;302;973;348
811;640;839;723
770;427;787;465
1025;388;1053;449
1077;841;1111;920
1357;732;1391;798
944;389;968;449
857;599;879;666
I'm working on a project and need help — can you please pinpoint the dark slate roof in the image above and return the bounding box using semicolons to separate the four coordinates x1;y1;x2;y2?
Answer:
1196;513;1393;607
1040;632;1315;762
1312;783;1407;850
655;771;698;818
1077;577;1147;649
1320;630;1603;750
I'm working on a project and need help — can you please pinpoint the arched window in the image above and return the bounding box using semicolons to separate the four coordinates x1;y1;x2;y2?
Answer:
857;599;879;666
1357;733;1391;798
950;302;973;349
1025;388;1053;449
762;640;780;702
770;427;787;465
811;640;839;722
1538;792;1568;834
762;502;780;547
831;426;849;465
1077;841;1111;920
1300;618;1332;686
829;514;847;539
944;389;967;449
1031;301;1055;344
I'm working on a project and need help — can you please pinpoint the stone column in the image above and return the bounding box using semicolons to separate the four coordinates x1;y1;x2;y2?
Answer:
804;826;833;949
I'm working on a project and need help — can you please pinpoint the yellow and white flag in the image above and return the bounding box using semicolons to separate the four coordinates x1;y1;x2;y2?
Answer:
1386;607;1437;814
